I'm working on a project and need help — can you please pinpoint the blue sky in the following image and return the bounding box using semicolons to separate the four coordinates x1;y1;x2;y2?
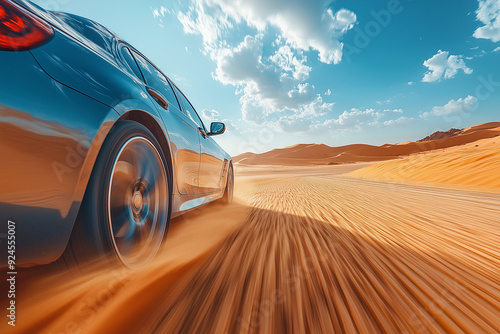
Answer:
31;0;500;155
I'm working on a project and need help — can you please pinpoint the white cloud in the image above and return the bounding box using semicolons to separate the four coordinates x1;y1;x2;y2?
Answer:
200;109;238;130
176;0;360;134
380;116;415;127
177;2;233;45
420;95;479;119
273;96;334;132
408;81;414;85
474;0;500;42
269;45;311;81
177;0;356;64
212;35;332;127
381;108;404;117
337;108;379;127
153;6;173;28
324;89;332;96
153;6;172;18
422;50;473;82
312;108;411;132
376;98;392;105
494;46;500;52
214;100;410;134
200;109;220;122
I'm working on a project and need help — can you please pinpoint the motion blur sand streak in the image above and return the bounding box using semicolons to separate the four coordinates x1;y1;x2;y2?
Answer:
144;169;500;333
1;201;250;334
1;165;499;333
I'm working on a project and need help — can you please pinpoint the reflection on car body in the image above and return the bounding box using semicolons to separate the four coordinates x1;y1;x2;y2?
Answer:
0;0;234;268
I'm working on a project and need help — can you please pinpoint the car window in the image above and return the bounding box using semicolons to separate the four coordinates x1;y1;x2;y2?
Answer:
120;46;143;80
172;85;204;128
129;50;181;111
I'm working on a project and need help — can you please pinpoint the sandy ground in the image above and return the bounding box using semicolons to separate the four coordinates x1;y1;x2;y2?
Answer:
2;164;499;333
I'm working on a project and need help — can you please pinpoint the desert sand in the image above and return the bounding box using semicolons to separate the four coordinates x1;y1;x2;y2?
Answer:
234;122;500;166
351;134;500;191
2;163;499;333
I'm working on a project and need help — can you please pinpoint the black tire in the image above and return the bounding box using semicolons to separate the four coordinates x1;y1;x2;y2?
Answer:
63;121;171;268
221;163;234;204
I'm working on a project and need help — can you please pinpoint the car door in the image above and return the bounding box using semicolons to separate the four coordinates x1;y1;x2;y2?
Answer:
172;85;226;194
126;47;201;195
199;134;227;193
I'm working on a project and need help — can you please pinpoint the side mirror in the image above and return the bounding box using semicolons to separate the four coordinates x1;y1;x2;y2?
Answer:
208;122;226;136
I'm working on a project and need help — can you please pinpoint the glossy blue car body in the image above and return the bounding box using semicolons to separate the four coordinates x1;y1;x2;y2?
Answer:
0;0;232;266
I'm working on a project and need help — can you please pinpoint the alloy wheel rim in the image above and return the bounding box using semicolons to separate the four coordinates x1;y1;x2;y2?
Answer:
108;136;168;268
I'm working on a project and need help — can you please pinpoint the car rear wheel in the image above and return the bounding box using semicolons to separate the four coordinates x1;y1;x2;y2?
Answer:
221;163;234;204
64;121;171;268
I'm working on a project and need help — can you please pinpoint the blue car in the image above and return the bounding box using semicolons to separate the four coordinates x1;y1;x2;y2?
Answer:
0;0;234;268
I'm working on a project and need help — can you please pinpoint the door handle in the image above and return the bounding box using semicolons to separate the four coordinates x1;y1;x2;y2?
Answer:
146;86;169;110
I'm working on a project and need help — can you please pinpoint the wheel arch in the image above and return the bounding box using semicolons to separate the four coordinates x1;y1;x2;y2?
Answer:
117;110;174;190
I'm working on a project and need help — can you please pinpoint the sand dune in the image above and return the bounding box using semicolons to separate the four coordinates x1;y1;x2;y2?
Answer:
351;133;500;191
3;165;499;333
234;122;500;166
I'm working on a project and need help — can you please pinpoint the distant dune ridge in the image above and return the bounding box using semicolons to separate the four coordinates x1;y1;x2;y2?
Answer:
234;122;500;191
234;122;500;166
417;128;464;142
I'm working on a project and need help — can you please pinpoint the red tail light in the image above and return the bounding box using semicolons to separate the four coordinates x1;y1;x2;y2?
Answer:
0;0;53;51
